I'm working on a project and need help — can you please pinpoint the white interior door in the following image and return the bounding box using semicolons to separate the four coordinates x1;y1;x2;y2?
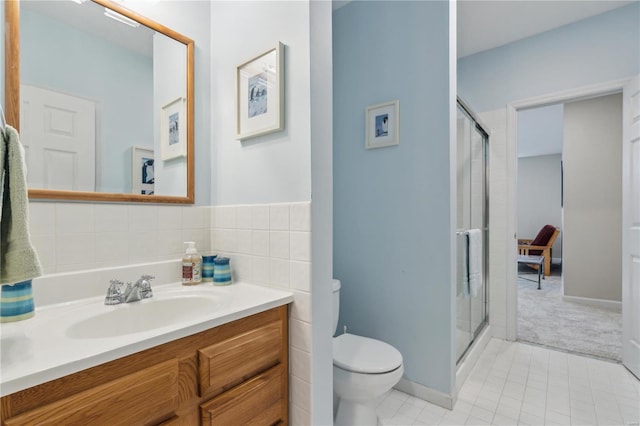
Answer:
622;75;640;379
20;84;96;192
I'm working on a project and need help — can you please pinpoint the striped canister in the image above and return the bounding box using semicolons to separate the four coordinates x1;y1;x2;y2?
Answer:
213;257;232;286
0;280;35;323
202;255;217;282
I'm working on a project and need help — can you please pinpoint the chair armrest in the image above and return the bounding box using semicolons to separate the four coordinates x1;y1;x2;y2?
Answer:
518;239;533;244
523;245;548;251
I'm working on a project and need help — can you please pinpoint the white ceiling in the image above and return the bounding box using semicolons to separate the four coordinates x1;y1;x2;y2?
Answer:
458;0;635;58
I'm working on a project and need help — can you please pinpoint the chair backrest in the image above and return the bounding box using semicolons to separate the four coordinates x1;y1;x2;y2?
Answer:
531;224;558;248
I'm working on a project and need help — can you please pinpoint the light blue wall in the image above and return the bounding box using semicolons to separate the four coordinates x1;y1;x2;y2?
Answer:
459;3;640;112
518;103;564;158
21;8;154;194
333;1;454;393
153;33;187;197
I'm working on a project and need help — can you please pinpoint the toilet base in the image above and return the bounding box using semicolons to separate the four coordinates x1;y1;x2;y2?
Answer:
335;398;379;426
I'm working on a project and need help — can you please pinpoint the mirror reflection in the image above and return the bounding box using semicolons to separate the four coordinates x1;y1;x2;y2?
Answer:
15;0;192;201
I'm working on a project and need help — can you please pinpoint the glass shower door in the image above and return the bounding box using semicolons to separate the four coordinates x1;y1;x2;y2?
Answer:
456;101;489;364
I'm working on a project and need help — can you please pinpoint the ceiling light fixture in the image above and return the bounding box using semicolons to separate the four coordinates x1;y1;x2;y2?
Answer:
104;8;140;28
69;0;88;4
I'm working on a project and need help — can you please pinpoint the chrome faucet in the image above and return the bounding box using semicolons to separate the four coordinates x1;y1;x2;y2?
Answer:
105;275;154;305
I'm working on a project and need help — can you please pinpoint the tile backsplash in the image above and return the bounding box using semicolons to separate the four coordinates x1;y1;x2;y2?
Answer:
27;200;313;424
28;202;211;274
210;203;311;293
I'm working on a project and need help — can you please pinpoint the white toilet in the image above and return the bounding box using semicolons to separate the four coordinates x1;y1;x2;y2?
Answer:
332;279;404;426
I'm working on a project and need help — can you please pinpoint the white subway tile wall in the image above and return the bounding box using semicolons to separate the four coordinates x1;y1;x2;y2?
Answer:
270;231;291;259
28;202;211;273
290;231;311;262
210;202;312;422
28;200;312;422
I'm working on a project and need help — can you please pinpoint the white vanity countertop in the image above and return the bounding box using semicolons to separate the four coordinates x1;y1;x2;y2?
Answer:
0;282;293;397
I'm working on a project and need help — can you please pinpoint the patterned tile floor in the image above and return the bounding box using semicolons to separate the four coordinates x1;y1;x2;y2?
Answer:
375;339;639;425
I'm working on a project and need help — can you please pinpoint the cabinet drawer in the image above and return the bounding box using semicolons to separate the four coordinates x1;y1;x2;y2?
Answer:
4;359;179;426
200;364;284;426
198;319;283;396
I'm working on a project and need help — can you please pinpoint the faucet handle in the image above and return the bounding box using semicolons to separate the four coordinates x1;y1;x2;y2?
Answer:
139;275;154;299
105;279;124;305
108;279;123;293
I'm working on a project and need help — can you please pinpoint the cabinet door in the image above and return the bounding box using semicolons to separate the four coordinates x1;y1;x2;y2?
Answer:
200;364;284;426
198;319;283;396
4;359;179;426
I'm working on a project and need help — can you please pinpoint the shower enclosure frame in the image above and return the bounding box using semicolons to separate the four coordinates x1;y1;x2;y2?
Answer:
456;97;490;365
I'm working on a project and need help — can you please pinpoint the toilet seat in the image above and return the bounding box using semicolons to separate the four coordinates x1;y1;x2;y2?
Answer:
333;333;403;374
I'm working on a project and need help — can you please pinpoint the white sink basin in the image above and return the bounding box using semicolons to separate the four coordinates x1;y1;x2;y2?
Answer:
66;296;221;339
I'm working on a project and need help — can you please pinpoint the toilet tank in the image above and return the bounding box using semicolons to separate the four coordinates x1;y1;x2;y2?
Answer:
332;279;341;336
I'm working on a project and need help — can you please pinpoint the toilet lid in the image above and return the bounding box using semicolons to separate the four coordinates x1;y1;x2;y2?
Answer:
333;333;403;374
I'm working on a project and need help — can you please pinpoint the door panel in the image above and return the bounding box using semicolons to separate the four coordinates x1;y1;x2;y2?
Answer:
20;84;96;192
623;75;640;379
456;101;489;364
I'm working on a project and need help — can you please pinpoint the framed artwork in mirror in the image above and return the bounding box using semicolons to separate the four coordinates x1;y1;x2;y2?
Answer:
161;97;186;160
236;42;284;140
366;100;399;149
132;146;154;195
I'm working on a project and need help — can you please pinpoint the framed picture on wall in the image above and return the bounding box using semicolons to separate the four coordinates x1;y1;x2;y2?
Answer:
366;100;399;149
236;42;284;140
161;97;186;160
132;146;155;195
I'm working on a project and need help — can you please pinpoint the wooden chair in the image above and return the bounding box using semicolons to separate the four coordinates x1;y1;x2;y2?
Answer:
518;225;560;277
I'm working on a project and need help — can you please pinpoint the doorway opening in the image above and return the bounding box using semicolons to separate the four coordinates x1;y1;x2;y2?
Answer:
515;93;623;362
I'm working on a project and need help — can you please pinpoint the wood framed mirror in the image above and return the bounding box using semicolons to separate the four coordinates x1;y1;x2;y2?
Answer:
4;0;194;204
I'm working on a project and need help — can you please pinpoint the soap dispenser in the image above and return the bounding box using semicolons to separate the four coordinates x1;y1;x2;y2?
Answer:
182;241;202;285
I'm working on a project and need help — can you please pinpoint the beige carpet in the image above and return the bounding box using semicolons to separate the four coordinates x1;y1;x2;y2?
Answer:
517;268;622;362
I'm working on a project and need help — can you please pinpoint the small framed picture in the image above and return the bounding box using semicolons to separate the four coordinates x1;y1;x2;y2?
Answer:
236;42;284;140
366;100;399;149
161;97;186;160
132;146;154;195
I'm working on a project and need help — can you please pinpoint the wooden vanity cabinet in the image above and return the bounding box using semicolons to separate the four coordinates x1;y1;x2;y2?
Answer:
0;305;289;426
200;364;285;425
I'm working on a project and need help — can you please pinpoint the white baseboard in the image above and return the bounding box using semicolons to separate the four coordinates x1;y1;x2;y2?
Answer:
552;257;562;264
562;295;622;312
455;325;492;394
394;378;454;410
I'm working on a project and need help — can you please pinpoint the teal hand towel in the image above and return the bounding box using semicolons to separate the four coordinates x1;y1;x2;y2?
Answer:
1;125;42;285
